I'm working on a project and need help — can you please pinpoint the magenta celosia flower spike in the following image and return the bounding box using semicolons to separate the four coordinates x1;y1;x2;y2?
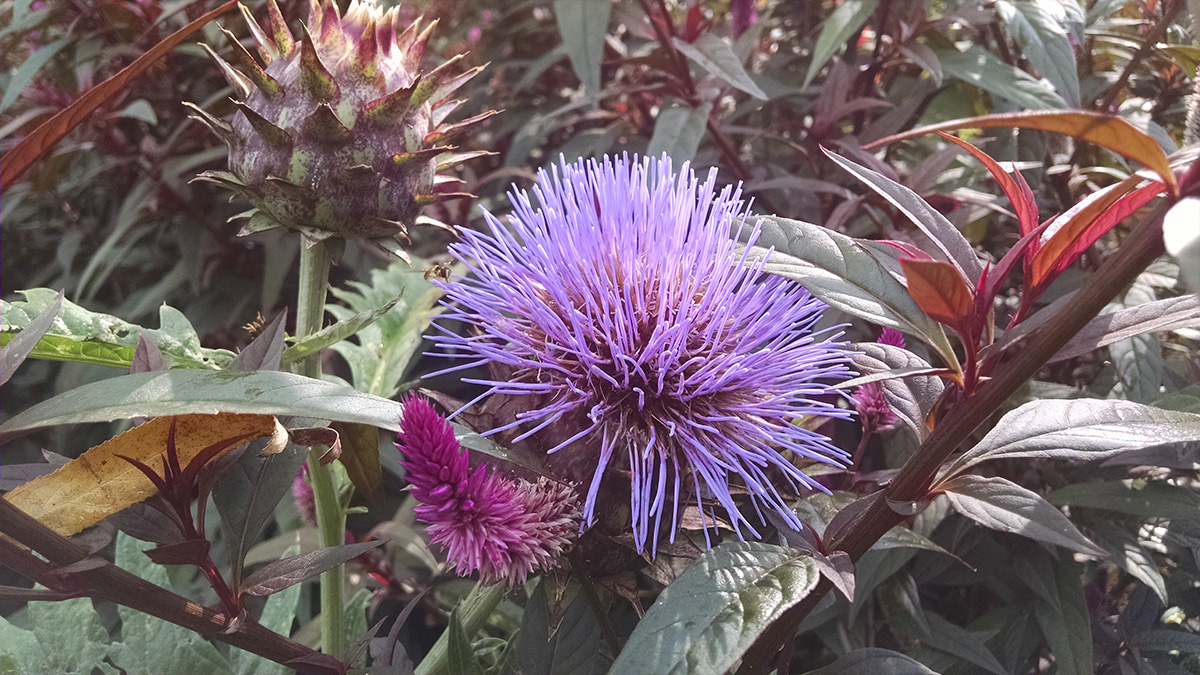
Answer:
396;396;579;587
428;154;856;553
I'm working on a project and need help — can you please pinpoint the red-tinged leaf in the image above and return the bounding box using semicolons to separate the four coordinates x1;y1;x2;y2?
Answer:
879;239;933;260
863;111;1178;195
239;540;383;596
1031;176;1165;287
144;539;212;566
899;258;975;331
936;132;1040;236
0;0;238;193
984;223;1050;305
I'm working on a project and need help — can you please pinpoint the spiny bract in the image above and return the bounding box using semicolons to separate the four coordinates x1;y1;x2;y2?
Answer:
191;0;492;257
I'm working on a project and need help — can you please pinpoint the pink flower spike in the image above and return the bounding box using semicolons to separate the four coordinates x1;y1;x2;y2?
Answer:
852;329;905;435
397;396;580;587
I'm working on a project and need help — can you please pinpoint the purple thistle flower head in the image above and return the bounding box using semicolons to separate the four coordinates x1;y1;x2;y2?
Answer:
397;396;580;587
852;328;905;434
429;154;855;554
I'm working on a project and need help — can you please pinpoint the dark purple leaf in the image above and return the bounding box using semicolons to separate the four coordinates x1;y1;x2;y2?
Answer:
240;540;383;596
144;538;212;566
0;463;59;491
106;501;187;545
130;334;166;374
0;289;63;386
825;491;884;546
1049;295;1200;364
813;550;855;602
282;652;349;675
370;589;426;669
48;556;109;575
228;310;288;372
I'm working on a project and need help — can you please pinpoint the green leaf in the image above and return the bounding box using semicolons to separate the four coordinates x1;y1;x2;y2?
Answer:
0;288;234;370
935;44;1067;110
1032;558;1092;675
1130;629;1200;653
0;595;115;675
802;0;878;89
553;0;611;92
609;541;818;675
327;257;444;398
945;399;1200;477
824;149;983;282
743;215;960;371
673;33;768;99
447;606;485;675
1048;480;1200;521
0;369;404;436
0;38;69;114
849;342;944;440
282;295;401;366
996;0;1081;107
647;101;713;163
512;581;604;675
0;289;62;385
803;648;939;674
939;474;1106;556
1108;280;1164;403
109;533;233;675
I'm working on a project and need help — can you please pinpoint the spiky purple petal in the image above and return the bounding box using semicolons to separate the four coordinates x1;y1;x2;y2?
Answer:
430;154;856;553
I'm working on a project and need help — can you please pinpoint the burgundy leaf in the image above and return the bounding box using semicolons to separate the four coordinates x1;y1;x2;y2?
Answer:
240;540;383;596
145;539;213;566
936;132;1040;237
228;309;288;372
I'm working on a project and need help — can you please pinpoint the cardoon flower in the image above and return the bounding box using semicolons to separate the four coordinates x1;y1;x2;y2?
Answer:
397;396;580;587
852;328;905;435
430;154;855;553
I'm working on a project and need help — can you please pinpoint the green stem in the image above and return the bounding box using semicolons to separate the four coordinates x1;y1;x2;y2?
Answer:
295;240;348;660
413;582;507;675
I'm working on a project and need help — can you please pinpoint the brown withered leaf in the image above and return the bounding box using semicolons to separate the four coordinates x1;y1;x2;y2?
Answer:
3;413;275;536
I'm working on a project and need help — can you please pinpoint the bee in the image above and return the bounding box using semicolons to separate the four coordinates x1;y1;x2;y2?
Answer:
424;263;452;281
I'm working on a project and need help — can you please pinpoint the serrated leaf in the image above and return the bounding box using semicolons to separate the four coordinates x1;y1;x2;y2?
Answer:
0;369;405;436
0;289;234;370
0;289;62;386
512;581;604;675
996;0;1081;107
802;0;878;89
824;149;983;282
742;216;960;371
935;44;1067;111
282;296;401;366
647;102;713;163
849;342;944;440
0;1;238;191
553;0;610;92
1050;295;1199;363
939;474;1106;556
0;596;114;675
327;257;443;398
241;541;383;596
609;541;818;675
803;648;939;675
945;399;1200;477
3;414;274;536
1048;480;1199;521
673;33;767;99
109;533;233;675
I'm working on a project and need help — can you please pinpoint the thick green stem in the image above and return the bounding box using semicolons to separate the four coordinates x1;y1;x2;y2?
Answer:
295;240;348;660
413;582;507;675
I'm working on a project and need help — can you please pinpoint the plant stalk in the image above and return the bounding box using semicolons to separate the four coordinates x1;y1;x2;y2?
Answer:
736;197;1175;675
295;240;348;660
413;581;506;675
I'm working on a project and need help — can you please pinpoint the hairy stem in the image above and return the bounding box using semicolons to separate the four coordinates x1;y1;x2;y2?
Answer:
295;239;348;660
737;196;1176;674
413;581;507;675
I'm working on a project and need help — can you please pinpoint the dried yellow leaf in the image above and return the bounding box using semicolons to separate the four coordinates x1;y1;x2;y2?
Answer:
4;413;275;536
